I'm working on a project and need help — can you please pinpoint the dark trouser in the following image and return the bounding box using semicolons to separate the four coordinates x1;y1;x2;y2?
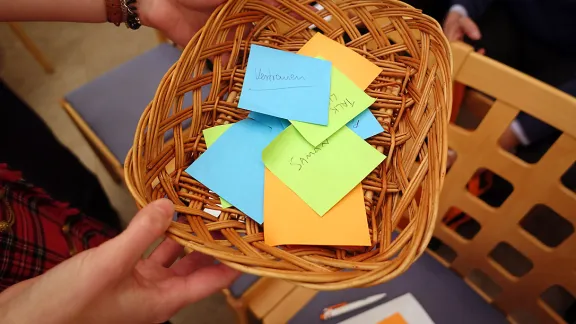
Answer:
0;81;121;230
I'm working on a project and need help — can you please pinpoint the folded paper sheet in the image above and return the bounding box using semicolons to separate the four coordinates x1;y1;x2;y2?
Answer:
291;65;376;146
298;33;382;90
263;126;386;216
238;44;332;125
188;119;283;224
264;169;370;246
203;124;233;208
346;109;384;139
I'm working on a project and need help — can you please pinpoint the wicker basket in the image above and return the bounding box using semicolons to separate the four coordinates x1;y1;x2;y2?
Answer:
125;0;452;290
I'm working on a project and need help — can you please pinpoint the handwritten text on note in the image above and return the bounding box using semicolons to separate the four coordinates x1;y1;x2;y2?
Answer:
262;125;385;216
345;109;384;139
238;44;331;125
329;93;355;114
291;65;375;146
289;139;329;171
255;69;306;82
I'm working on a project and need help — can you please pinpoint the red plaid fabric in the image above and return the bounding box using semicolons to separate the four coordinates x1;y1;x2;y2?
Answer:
0;164;118;291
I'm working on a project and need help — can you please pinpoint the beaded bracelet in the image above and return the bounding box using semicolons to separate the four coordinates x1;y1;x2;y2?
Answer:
123;0;141;30
105;0;141;30
105;0;123;26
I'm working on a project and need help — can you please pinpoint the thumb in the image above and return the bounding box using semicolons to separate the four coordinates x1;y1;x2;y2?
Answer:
460;17;481;40
99;199;174;269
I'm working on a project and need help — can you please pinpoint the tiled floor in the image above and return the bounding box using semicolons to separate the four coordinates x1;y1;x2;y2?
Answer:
0;22;235;324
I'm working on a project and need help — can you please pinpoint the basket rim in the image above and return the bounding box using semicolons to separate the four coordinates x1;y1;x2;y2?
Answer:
124;0;452;290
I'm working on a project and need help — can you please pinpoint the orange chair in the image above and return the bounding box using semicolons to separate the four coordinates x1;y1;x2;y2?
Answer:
432;41;576;323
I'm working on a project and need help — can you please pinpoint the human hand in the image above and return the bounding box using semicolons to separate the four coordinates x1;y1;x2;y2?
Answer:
0;199;239;324
138;0;307;48
137;0;225;47
443;10;481;42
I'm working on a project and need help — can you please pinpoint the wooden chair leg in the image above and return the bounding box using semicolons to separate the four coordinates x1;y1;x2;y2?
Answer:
222;288;249;324
7;23;55;74
60;99;124;184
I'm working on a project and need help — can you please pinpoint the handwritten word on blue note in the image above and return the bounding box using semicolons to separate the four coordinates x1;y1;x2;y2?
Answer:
186;119;283;224
347;109;384;139
238;44;332;125
248;111;290;131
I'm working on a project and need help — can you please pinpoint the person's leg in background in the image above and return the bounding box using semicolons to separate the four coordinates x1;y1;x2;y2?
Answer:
465;1;521;68
0;80;121;230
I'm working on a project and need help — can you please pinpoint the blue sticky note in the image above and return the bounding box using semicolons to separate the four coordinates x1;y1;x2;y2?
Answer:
347;109;384;139
238;44;332;125
186;119;282;224
248;111;289;132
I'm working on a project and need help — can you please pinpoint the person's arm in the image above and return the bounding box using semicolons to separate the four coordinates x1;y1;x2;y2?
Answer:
0;199;238;324
0;0;106;23
0;0;228;47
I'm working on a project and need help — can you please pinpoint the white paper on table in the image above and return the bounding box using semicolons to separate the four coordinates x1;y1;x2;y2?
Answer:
337;293;434;324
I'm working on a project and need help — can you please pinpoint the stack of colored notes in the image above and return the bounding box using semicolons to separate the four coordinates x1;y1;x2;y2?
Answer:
186;33;386;247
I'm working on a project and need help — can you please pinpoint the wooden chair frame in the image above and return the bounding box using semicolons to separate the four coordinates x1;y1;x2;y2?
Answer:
431;42;576;324
7;22;55;74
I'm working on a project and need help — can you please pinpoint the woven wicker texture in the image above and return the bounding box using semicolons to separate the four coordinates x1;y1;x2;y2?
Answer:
125;0;452;290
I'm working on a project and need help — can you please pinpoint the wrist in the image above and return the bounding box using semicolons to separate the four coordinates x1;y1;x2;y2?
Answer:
104;0;143;29
0;0;106;23
104;0;123;26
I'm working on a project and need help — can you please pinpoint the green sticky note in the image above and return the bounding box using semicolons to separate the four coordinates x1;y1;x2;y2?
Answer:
203;124;234;208
291;63;376;147
262;125;385;216
204;124;233;147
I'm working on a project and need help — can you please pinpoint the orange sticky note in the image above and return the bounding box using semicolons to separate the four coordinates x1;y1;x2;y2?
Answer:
264;168;371;246
298;33;382;90
378;313;408;324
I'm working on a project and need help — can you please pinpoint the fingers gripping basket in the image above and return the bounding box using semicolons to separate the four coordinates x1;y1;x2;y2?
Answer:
125;0;452;290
